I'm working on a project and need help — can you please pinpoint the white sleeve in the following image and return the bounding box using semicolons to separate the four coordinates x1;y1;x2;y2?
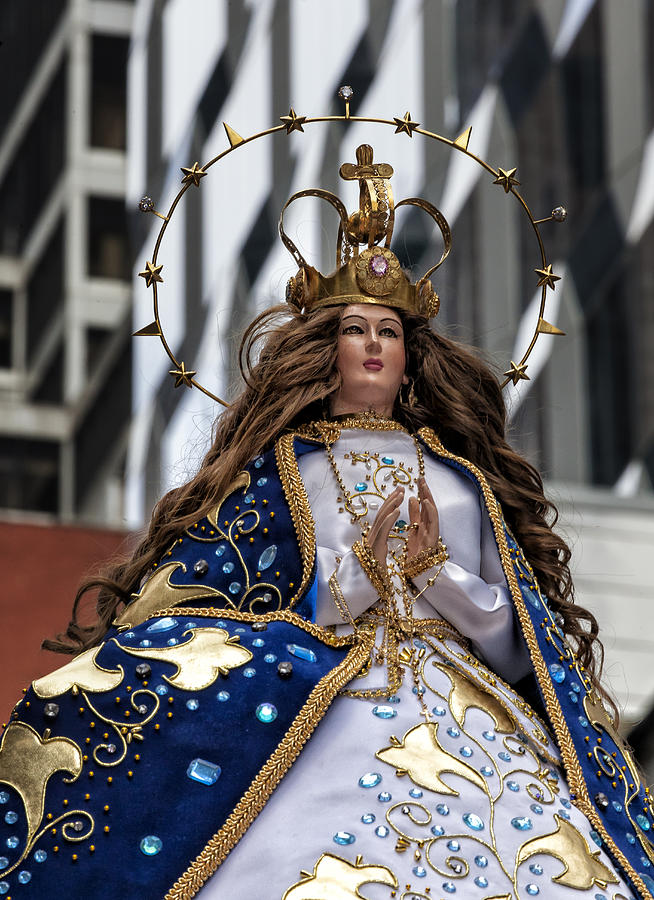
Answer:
313;546;379;626
412;511;531;683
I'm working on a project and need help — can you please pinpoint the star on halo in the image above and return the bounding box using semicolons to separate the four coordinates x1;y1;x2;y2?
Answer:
393;111;420;137
138;261;164;288
280;108;307;134
504;360;530;385
180;162;207;187
535;264;561;290
169;362;196;388
493;167;520;193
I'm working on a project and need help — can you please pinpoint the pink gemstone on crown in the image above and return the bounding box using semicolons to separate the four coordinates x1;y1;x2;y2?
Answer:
369;254;389;277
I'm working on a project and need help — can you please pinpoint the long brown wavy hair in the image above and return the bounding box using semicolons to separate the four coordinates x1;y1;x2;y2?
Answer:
45;304;613;714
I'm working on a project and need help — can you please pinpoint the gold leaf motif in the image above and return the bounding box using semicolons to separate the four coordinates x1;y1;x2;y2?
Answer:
114;562;224;630
433;662;515;734
516;814;619;890
282;852;397;899
376;722;486;795
33;647;124;698
207;471;251;528
0;723;83;850
120;628;252;691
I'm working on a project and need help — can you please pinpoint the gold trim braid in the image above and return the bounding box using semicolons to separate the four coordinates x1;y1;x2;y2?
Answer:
275;433;317;608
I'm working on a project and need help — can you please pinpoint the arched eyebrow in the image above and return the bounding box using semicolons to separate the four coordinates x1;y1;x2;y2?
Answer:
341;314;403;328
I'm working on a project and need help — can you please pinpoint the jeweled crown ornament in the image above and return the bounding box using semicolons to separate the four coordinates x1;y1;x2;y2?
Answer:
281;143;450;319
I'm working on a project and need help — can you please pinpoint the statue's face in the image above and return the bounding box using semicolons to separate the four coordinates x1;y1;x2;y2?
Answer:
331;303;408;417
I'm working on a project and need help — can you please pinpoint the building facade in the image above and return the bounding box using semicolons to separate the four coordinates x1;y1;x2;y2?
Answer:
0;0;133;524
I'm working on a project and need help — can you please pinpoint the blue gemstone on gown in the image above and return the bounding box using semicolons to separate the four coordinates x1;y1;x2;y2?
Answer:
186;699;199;711
447;726;460;737
474;876;488;888
442;883;456;893
215;544;226;557
187;758;221;785
637;814;651;830
626;832;636;844
482;730;495;741
216;691;230;701
361;813;375;824
474;855;488;867
447;840;460;851
264;653;277;663
460;746;473;757
568;691;578;703
382;457;394;465
612;801;623;813
375;825;389;838
286;644;317;662
413;866;427;878
222;561;235;574
252;638;265;648
463;812;484;830
529;863;543;875
432;706;446;716
560;798;571;809
255;703;277;723
549;663;565;683
480;766;494;776
147;617;178;632
431;825;444;836
4;812;17;825
409;788;423;798
436;803;450;816
507;781;520;792
243;667;256;678
378;791;392;802
254;456;264;468
354;482;367;492
525;885;539;895
6;837;18;849
257;476;268;486
229;581;241;594
34;850;47;863
0;794;7;804
395;519;408;531
498;751;511;762
258;545;277;570
578;716;588;728
589;830;602;846
511;816;532;830
244;493;254;503
0;883;8;895
530;804;543;815
372;705;397;719
140;835;163;856
17;872;31;885
358;772;382;788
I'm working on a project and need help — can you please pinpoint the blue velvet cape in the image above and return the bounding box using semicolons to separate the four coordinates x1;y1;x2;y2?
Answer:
0;428;652;899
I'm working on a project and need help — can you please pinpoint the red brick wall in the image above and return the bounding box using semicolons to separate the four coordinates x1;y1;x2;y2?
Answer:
0;520;130;719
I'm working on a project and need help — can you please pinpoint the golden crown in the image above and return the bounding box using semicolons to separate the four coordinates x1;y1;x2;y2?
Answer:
281;144;451;319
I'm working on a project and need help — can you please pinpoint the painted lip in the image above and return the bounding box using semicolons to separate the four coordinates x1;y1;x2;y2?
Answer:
363;358;383;371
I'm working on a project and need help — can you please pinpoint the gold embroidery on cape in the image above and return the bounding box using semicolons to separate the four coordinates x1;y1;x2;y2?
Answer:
516;814;619;889
430;661;515;735
114;562;224;629
0;722;83;873
120;627;253;691
376;723;487;795
281;852;397;899
206;471;251;529
165;624;375;899
416;427;652;898
32;646;123;698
